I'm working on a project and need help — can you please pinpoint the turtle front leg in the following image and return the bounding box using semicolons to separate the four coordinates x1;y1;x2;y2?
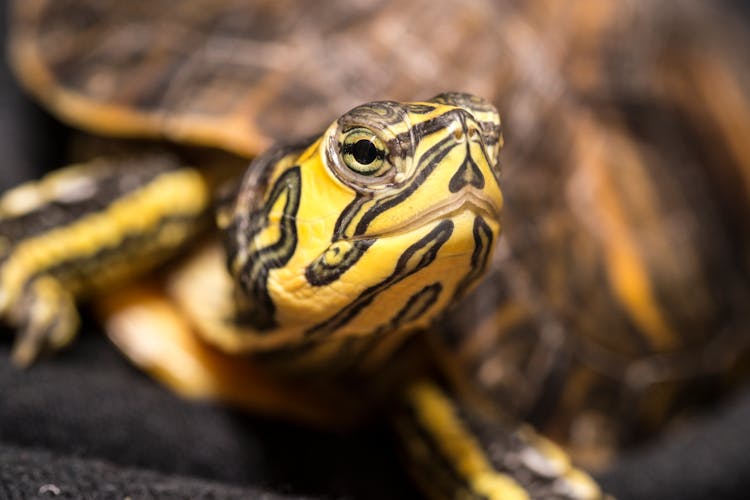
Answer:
0;154;212;365
393;379;609;500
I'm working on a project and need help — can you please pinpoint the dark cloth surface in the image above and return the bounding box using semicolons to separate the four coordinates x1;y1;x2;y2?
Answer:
598;388;750;500
0;329;419;499
3;2;750;499
3;328;750;500
0;443;307;500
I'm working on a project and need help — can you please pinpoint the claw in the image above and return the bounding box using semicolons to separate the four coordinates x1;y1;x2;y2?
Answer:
8;276;79;367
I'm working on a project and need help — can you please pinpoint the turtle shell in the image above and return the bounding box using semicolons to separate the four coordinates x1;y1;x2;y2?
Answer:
10;0;750;465
11;0;515;156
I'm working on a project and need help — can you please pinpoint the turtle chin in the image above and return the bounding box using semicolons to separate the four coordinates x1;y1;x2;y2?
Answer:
286;207;499;341
362;207;500;325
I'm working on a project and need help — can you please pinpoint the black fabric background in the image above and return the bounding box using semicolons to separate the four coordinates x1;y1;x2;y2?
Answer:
2;2;750;498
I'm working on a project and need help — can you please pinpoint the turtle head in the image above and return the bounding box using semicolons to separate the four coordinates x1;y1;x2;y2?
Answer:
227;93;503;350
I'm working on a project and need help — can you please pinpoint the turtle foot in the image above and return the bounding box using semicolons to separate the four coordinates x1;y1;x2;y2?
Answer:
7;276;79;367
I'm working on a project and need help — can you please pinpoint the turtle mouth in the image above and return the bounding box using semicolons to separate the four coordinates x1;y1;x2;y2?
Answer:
351;189;501;240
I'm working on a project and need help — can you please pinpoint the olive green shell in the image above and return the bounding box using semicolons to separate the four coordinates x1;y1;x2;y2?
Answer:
11;0;750;459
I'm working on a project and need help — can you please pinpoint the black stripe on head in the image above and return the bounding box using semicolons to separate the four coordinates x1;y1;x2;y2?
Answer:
452;216;494;302
305;238;375;286
449;155;485;193
234;166;302;331
388;108;467;154
307;219;454;338
352;135;456;236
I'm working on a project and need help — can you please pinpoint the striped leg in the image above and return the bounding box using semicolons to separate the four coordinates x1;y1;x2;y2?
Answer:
394;380;609;500
0;154;212;365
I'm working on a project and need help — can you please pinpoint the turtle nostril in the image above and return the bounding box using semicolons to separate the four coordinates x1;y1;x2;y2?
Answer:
468;126;480;140
453;128;465;142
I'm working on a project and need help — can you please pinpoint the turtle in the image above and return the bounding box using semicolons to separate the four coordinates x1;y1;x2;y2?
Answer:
3;0;750;499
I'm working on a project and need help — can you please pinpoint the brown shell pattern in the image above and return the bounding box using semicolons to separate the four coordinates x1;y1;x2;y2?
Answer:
10;0;750;456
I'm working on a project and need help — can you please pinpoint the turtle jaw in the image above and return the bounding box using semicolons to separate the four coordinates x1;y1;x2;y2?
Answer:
349;189;500;241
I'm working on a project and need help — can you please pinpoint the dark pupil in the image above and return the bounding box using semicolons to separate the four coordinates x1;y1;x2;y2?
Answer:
352;139;378;165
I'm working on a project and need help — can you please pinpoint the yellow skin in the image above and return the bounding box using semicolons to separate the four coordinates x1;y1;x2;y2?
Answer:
0;93;604;500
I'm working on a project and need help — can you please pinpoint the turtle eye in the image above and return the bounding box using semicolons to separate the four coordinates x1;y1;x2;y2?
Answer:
341;128;388;176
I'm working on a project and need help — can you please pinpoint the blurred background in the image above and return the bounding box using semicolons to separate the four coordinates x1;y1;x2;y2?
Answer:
2;1;750;499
